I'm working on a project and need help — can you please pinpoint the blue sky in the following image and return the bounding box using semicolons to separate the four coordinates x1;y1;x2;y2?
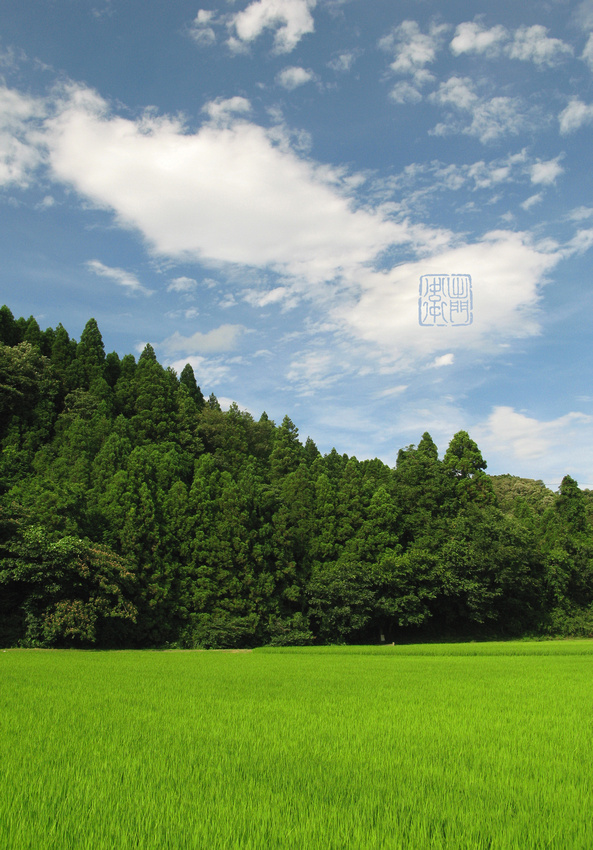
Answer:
2;0;593;488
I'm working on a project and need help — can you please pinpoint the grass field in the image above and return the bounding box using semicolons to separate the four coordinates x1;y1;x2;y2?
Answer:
2;641;593;849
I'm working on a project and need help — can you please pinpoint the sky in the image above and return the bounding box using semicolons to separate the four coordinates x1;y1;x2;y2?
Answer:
1;0;593;489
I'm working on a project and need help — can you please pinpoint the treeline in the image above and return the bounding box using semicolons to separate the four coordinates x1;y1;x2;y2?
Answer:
1;305;593;648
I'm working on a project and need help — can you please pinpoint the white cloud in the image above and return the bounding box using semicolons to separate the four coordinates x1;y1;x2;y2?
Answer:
507;24;572;67
168;355;231;387
575;0;593;31
476;406;593;486
521;193;543;211
167;276;197;293
450;21;572;67
379;20;448;89
189;10;217;46
44;84;413;285
86;259;154;296
376;384;408;398
230;0;316;54
163;324;244;355
377;152;530;207
530;157;563;185
286;349;341;394
0;86;45;187
389;81;423;104
202;96;252;125
430;78;529;143
431;353;454;368
582;33;593;70
217;396;254;414
450;22;507;56
1;81;568;387
37;194;55;210
464;96;527;143
243;286;299;309
565;228;593;255
328;51;359;73
559;98;593;133
431;76;477;110
277;66;315;90
569;206;593;221
334;230;560;369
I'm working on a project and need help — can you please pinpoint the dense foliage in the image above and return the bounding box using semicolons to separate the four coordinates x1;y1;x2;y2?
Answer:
1;305;592;647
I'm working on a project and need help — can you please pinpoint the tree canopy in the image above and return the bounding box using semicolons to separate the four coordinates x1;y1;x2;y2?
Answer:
1;305;592;647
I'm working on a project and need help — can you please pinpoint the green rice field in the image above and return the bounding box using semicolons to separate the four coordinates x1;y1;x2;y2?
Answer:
2;641;593;849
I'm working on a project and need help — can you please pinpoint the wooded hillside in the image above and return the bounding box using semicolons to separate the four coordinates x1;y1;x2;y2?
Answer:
2;305;592;647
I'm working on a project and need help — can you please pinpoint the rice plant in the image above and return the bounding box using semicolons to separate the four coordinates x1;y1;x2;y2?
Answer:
2;642;593;848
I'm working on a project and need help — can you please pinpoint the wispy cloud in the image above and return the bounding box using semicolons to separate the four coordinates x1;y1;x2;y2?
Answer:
328;50;360;73
86;259;154;296
188;9;217;47
167;276;197;293
431;78;530;144
163;324;244;355
0;86;46;187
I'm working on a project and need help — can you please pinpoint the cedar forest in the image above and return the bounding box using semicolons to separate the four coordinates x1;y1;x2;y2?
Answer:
1;305;593;648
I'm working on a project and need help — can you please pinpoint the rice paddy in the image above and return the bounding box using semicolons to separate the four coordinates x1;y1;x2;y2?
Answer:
2;641;593;848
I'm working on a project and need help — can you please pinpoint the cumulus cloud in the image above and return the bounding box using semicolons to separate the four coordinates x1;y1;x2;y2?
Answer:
450;22;507;56
163;324;244;355
389;81;423;105
559;98;593;133
86;259;154;295
450;20;572;67
334;230;560;369
44;84;412;284
202;96;252;125
0;79;568;386
430;76;477;110
431;353;454;368
380;20;447;77
380;20;448;101
476;406;593;484
189;9;217;46
276;66;315;89
507;25;572;67
229;0;316;54
530;157;563;185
